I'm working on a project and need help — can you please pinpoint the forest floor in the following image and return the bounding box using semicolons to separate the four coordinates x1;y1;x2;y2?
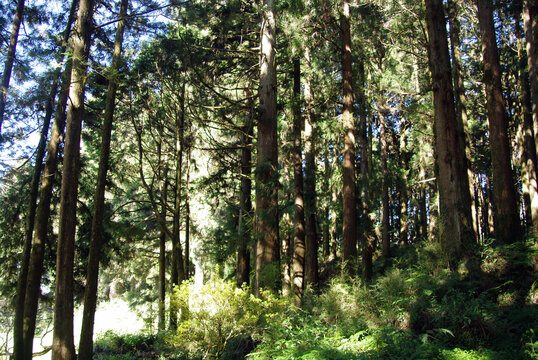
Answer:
91;240;537;360
1;298;143;360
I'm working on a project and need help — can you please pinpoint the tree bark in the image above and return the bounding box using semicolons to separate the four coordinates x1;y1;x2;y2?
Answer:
52;0;95;358
78;0;127;357
255;0;279;295
424;0;475;267
477;0;522;243
303;47;318;288
0;0;25;136
340;0;358;273
291;57;305;306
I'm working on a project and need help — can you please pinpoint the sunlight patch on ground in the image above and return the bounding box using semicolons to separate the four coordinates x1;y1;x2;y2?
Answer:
2;298;143;360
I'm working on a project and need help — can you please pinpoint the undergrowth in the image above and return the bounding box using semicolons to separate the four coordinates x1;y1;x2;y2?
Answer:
94;238;537;360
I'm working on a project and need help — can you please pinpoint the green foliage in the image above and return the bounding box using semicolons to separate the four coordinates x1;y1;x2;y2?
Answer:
94;330;188;360
167;274;286;359
251;241;534;360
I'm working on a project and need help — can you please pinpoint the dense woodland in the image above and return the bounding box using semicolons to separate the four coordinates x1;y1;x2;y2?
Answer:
0;0;537;359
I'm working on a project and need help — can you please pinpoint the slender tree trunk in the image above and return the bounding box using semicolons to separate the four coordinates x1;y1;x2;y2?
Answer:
236;89;253;287
477;0;522;243
255;0;279;295
184;147;191;278
78;0;127;357
14;113;49;360
21;46;73;360
523;0;538;164
379;98;390;258
0;0;25;136
14;93;52;360
303;47;318;287
340;0;357;273
399;122;409;245
358;60;373;281
52;0;95;358
516;16;538;233
419;165;428;241
291;58;305;306
170;80;186;327
158;156;168;330
448;0;479;240
281;181;292;296
322;145;330;259
13;2;77;354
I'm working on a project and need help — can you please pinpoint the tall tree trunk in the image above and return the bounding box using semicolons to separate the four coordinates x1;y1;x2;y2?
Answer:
236;89;253;287
424;0;475;268
303;47;318;288
184;146;191;278
52;0;95;357
255;0;279;295
13;3;77;357
78;0;127;357
170;80;186;327
22;45;74;360
0;0;25;136
358;60;373;281
322;145;330;259
477;0;522;243
448;0;479;240
516;15;538;233
291;58;305;306
281;190;291;296
379;97;391;258
399;121;409;245
158;154;168;330
419;164;428;241
14;90;52;360
340;0;358;273
523;0;538;165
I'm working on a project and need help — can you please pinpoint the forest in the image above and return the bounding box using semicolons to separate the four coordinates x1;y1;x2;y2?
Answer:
0;0;537;359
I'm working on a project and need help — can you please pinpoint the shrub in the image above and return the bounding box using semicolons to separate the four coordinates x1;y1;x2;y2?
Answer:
167;275;286;359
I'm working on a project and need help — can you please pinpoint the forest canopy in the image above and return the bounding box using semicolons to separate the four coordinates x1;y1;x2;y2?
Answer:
0;0;536;359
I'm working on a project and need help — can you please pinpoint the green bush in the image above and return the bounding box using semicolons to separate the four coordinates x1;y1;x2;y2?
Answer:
167;275;286;359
